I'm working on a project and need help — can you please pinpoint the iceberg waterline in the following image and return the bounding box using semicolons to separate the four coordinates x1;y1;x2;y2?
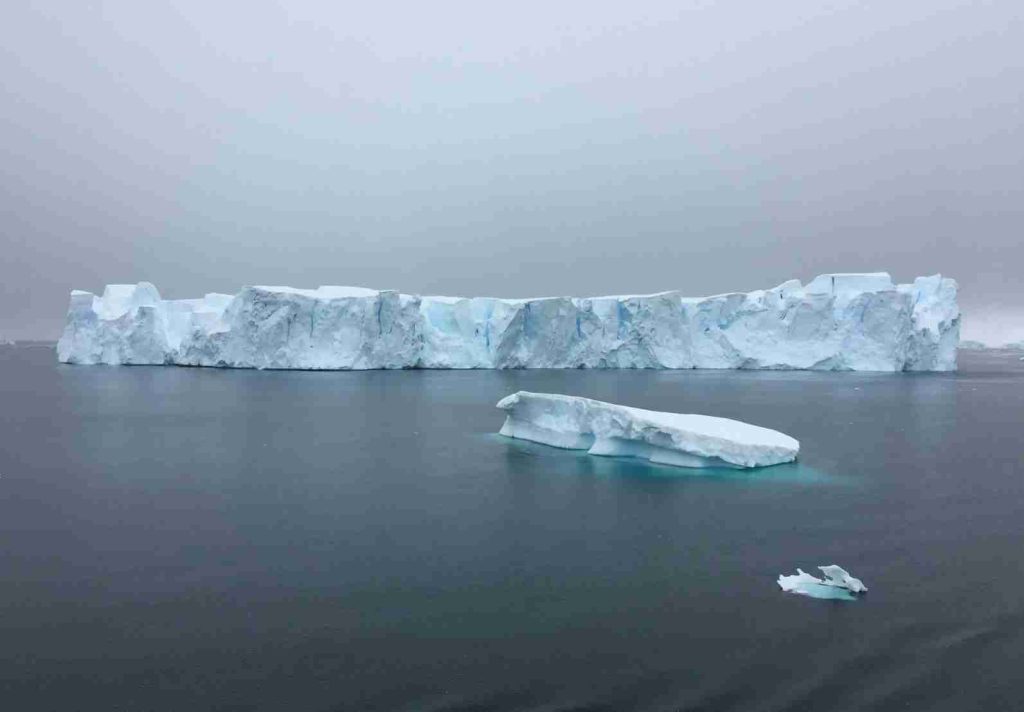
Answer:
496;391;800;469
57;273;959;371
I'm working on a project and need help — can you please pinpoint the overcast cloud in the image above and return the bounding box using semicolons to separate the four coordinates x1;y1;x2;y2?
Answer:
2;0;1022;342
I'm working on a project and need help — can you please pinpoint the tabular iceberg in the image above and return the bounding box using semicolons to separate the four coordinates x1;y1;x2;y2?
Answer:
56;273;959;371
496;391;799;469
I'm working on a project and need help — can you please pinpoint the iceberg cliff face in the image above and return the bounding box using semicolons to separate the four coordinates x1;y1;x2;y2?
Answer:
57;273;959;371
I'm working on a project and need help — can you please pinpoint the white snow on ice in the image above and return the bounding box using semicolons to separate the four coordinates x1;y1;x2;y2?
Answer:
56;273;959;371
778;565;868;600
496;391;800;469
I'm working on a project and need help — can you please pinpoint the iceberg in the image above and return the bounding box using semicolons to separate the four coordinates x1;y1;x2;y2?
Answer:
496;391;799;469
57;273;960;371
778;565;867;600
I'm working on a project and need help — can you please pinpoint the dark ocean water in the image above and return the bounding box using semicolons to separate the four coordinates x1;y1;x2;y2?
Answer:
1;344;1023;712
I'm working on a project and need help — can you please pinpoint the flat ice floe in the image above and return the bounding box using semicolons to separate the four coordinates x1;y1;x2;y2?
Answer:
496;391;799;469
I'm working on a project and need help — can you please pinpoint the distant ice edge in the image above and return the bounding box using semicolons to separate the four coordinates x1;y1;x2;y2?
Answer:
496;391;800;469
57;272;959;371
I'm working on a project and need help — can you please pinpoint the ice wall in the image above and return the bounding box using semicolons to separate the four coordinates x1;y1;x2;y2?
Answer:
57;273;960;371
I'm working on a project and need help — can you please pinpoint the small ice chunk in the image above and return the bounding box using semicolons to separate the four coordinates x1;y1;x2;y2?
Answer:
818;564;868;593
778;565;867;599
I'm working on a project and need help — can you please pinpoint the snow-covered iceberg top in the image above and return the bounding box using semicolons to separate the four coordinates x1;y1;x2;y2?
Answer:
56;272;959;371
496;391;799;469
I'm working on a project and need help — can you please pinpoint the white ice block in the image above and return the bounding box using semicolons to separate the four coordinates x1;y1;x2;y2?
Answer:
57;273;960;371
496;391;799;469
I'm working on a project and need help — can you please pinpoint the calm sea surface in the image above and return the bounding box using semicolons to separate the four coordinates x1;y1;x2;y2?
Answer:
1;345;1022;712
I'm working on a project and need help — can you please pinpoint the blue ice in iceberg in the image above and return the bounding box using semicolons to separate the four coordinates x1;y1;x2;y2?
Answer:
496;391;799;469
778;566;867;600
56;273;960;371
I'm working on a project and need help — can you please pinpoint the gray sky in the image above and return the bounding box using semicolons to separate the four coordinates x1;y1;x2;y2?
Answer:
2;0;1022;342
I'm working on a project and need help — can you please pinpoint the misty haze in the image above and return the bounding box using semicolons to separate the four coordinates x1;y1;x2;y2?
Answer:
2;1;1022;343
2;2;1023;711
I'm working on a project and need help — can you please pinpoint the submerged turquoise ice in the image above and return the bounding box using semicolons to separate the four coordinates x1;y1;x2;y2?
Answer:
778;567;868;600
493;435;835;483
781;582;859;601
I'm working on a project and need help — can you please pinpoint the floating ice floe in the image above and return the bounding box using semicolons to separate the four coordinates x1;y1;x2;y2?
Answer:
496;391;799;469
778;565;868;600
